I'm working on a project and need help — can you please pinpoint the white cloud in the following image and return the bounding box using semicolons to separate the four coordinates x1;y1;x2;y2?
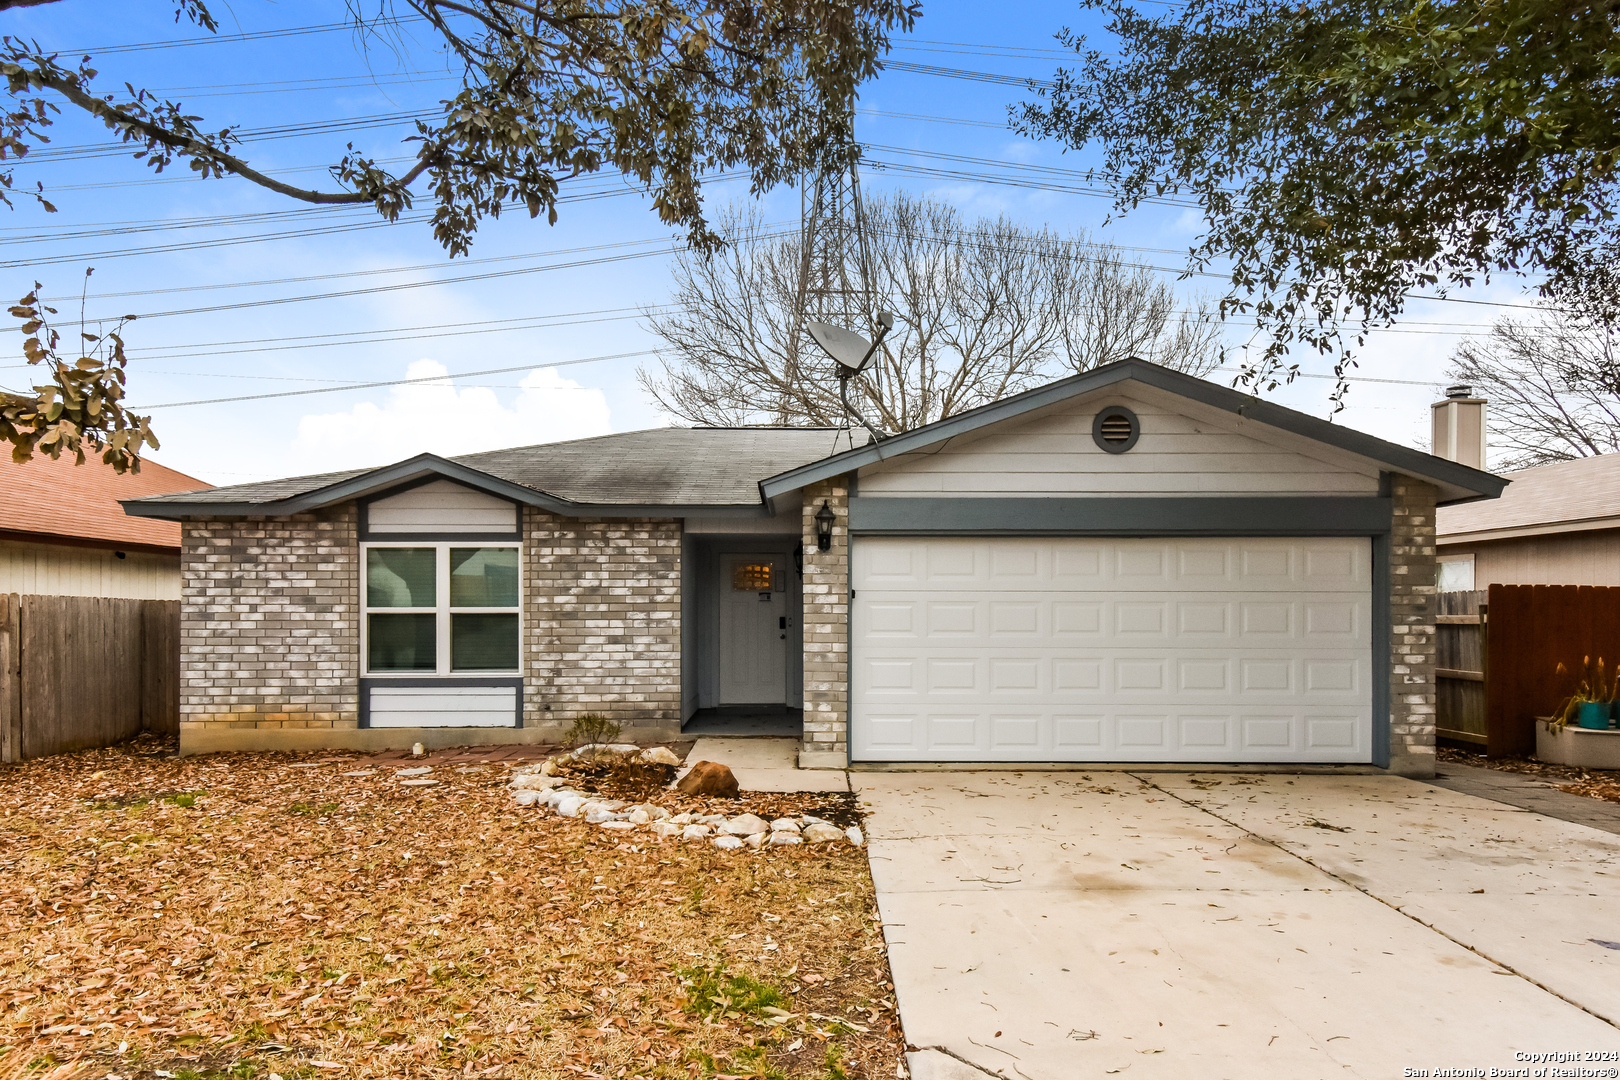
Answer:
285;359;613;474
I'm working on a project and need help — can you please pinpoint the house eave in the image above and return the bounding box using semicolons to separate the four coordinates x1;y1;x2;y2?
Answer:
1438;515;1620;546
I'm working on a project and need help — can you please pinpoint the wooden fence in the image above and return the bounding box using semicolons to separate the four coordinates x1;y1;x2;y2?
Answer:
1436;589;1488;747
1436;584;1620;759
0;593;179;763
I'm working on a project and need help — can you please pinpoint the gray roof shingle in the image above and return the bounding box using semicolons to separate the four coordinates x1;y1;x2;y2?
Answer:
127;427;860;509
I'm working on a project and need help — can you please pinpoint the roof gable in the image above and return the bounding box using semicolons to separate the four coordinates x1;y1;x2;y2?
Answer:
760;359;1506;506
855;382;1383;498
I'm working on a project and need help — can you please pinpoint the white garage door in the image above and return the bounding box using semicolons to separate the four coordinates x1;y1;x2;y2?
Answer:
850;537;1373;763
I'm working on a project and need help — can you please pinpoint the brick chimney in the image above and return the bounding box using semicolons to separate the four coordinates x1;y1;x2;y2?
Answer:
1431;384;1487;470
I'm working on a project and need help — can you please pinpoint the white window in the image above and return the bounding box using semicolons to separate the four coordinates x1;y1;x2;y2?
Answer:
1438;553;1476;593
362;544;521;675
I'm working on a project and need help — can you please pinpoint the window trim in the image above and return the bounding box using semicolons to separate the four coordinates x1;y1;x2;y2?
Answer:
361;541;523;677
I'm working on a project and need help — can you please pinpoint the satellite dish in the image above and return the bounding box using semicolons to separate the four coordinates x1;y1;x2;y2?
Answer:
807;320;875;375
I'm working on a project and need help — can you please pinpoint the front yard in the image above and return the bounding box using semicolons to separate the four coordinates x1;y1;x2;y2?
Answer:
0;739;902;1080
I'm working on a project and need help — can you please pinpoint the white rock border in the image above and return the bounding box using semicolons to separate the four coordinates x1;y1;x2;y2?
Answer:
508;775;864;850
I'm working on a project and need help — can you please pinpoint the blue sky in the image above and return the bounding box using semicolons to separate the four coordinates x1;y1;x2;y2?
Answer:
0;1;1533;486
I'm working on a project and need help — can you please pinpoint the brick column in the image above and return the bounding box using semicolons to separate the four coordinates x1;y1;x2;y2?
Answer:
800;478;850;768
179;506;360;747
1388;474;1438;777
524;508;682;742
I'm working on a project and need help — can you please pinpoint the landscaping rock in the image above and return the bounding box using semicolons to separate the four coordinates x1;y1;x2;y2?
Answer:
698;813;730;827
584;807;624;824
651;821;684;839
722;813;768;836
768;832;803;846
598;820;636;831
802;822;845;844
845;826;865;847
769;818;801;833
399;779;438;787
712;835;745;851
676;761;739;798
568;743;641;763
513;790;543;806
669;813;693;825
627;808;651;825
681;824;712;841
555;796;587;818
509;773;565;791
637;746;683;767
396;767;433;777
539;758;559;776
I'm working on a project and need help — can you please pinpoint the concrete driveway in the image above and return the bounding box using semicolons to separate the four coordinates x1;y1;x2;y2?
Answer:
856;771;1620;1080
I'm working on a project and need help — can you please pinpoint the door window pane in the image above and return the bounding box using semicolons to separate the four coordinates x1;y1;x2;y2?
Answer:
368;613;436;671
451;613;520;671
450;547;520;607
367;548;436;607
732;562;773;592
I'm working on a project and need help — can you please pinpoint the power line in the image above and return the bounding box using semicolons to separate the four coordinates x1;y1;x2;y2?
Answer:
134;348;657;410
55;17;426;57
35;220;790;305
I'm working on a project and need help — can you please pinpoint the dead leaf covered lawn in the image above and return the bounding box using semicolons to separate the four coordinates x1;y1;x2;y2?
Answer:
0;739;902;1080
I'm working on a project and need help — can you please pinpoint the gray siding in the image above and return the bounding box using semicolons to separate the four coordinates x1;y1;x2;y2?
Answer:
857;390;1381;498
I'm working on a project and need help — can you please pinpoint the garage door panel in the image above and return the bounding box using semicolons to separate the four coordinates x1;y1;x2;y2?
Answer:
852;537;1373;763
857;650;1368;703
854;538;1369;594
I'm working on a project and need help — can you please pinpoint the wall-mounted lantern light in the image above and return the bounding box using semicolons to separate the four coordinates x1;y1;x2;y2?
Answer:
814;500;836;552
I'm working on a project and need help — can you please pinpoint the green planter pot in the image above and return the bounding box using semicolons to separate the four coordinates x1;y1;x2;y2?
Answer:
1577;701;1611;729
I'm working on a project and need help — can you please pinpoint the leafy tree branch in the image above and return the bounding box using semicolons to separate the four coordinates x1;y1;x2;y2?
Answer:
1016;0;1620;407
2;0;918;255
0;275;157;474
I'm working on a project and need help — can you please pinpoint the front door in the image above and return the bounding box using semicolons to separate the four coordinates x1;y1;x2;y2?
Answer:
719;553;788;704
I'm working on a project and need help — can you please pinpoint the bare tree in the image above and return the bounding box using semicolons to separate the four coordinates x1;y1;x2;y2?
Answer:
639;193;1220;430
1447;311;1620;469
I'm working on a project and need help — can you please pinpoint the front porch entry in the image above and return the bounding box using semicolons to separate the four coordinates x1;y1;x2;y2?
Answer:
681;528;804;738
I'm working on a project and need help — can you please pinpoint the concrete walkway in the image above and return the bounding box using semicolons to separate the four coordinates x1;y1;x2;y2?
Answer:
1427;759;1620;835
680;736;849;793
855;771;1620;1080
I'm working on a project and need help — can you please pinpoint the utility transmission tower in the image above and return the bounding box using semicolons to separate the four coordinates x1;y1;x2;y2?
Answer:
793;137;888;439
795;145;877;342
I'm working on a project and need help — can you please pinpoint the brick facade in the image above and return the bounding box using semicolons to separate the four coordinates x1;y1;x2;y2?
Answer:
800;478;850;766
524;508;682;742
179;507;359;736
1388;474;1439;777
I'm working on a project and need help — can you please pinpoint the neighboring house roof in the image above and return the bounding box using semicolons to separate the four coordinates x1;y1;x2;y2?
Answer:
2;451;210;551
1437;454;1620;543
124;359;1508;522
122;428;861;519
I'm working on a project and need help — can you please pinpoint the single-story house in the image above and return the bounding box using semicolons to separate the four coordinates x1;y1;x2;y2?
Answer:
123;359;1505;777
1437;453;1620;589
1;450;210;600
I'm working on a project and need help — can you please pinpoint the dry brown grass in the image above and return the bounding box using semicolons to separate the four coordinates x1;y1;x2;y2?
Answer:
0;738;902;1080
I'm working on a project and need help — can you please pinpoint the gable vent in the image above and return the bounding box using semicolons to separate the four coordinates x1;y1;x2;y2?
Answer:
1091;406;1141;454
1099;415;1133;443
